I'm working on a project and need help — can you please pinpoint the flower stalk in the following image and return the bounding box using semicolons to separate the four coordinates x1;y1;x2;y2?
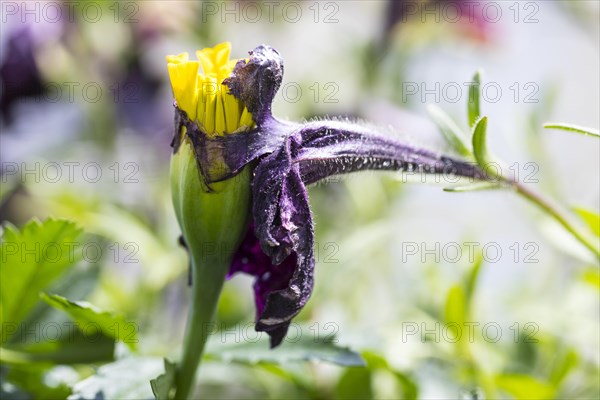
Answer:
170;136;251;399
167;44;255;398
174;252;229;400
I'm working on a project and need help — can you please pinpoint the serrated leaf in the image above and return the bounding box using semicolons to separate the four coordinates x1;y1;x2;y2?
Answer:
150;359;176;400
41;293;137;351
573;207;600;237
22;263;102;338
204;334;365;367
68;357;162;400
1;218;84;342
443;182;502;192
543;122;600;138
468;70;482;127
427;104;472;157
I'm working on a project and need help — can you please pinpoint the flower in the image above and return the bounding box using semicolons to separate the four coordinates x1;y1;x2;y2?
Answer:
166;43;486;348
167;42;254;297
1;26;45;124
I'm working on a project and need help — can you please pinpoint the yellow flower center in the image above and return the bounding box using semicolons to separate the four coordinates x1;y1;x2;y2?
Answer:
166;42;254;137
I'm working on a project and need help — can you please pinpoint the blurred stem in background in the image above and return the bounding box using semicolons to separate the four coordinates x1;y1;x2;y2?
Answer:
511;179;600;259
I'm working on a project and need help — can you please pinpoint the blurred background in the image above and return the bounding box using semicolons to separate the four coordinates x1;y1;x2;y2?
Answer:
1;1;599;399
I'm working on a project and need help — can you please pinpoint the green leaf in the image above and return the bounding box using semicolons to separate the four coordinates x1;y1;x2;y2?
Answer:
444;286;466;325
21;263;101;340
549;349;578;387
150;359;176;400
69;357;163;400
427;104;472;157
464;253;484;316
543;122;600;138
204;334;365;367
4;363;74;400
2;329;115;365
1;218;84;342
71;335;361;400
581;268;600;290
0;376;31;400
468;70;483;127
443;182;502;192
361;351;389;370
390;371;419;400
471;116;500;179
495;374;555;400
335;367;372;400
361;352;418;399
257;364;318;396
573;207;600;237
444;286;466;341
40;293;137;351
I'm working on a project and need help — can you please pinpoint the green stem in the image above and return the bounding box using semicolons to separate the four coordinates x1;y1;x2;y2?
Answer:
508;179;600;260
174;254;230;400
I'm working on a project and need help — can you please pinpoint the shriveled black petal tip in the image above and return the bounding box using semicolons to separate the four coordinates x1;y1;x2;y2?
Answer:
255;274;311;348
224;45;284;125
258;322;290;348
255;286;303;327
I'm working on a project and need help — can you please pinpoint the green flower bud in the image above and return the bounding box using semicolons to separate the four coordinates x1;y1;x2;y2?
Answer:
170;128;251;268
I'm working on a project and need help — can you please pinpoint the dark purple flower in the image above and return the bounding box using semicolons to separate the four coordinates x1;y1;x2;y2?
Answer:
0;27;45;125
171;44;486;347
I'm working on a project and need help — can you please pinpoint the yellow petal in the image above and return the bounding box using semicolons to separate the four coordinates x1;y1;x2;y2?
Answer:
166;53;199;121
203;77;217;136
197;42;231;77
167;43;254;136
222;90;241;133
214;87;226;135
239;107;254;130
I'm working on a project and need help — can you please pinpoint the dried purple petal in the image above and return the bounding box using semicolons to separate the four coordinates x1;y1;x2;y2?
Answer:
223;45;284;126
292;119;486;184
250;133;315;347
228;226;296;318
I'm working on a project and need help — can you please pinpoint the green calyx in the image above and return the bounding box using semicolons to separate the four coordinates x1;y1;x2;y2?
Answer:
170;130;251;269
